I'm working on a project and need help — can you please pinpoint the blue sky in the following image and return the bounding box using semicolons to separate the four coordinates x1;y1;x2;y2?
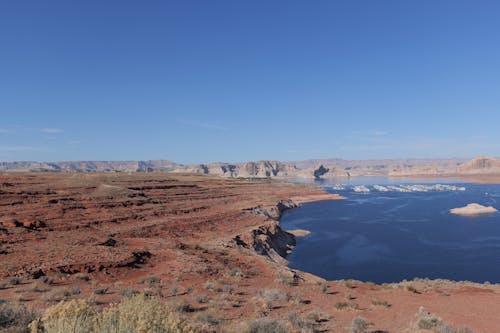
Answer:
1;1;500;164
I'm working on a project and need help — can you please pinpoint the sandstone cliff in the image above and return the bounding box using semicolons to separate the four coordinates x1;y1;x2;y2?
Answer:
458;156;500;174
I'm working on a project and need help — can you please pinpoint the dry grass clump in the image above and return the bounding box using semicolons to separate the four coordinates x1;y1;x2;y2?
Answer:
0;301;38;333
30;294;196;333
350;316;369;333
406;285;421;294
41;288;73;303
344;280;357;289
238;318;288;333
275;272;297;286
371;299;391;308
74;273;90;282
29;299;96;333
226;267;245;278
413;307;475;333
287;311;314;332
334;302;359;311
139;276;161;287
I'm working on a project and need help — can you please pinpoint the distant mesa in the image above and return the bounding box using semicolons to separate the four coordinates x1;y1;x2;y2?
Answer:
3;155;500;180
458;156;500;174
450;203;498;216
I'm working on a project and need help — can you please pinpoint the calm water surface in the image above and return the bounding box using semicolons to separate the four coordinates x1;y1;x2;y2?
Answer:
281;177;500;283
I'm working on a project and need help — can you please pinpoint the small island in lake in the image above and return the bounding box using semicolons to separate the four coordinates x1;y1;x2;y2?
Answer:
450;203;498;216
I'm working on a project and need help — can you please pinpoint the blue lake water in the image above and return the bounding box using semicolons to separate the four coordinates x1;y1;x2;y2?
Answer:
281;177;500;283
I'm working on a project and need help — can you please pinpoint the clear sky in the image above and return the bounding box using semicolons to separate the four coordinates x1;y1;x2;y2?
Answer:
1;1;500;164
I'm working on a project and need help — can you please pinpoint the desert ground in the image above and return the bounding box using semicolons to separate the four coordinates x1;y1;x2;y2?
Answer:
1;172;499;332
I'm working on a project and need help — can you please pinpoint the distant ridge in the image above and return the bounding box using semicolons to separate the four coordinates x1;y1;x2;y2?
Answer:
1;157;492;179
0;160;177;173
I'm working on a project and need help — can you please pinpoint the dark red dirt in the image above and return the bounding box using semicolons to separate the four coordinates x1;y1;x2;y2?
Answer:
1;172;499;332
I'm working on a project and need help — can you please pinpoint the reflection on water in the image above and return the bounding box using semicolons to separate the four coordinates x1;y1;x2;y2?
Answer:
281;177;500;283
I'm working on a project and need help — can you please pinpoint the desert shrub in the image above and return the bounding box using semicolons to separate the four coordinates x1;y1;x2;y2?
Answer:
31;295;196;333
344;280;356;289
257;289;287;302
42;289;72;303
9;277;21;286
350;316;369;333
172;301;193;313
406;285;420;294
139;276;161;286
74;273;90;282
29;299;96;333
29;285;46;293
0;301;38;333
371;299;391;308
334;302;349;310
413;307;475;333
287;311;314;331
288;293;305;305
276;272;296;286
194;294;210;304
306;310;330;323
195;312;219;326
96;295;195;333
438;326;476;333
203;280;216;291
120;288;140;298
227;267;244;278
39;276;53;285
93;287;109;295
243;318;288;333
316;281;328;293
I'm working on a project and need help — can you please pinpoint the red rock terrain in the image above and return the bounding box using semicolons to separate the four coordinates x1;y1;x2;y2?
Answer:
1;172;499;332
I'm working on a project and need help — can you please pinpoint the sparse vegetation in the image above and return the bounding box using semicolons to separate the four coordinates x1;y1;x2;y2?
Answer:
194;294;210;304
344;280;356;289
276;272;297;286
306;310;330;323
287;311;314;331
139;276;161;286
350;316;369;333
9;277;21;286
371;299;391;308
74;273;90;281
29;295;196;333
42;288;72;303
406;285;420;294
120;288;140;298
93;287;109;295
39;276;53;285
0;301;38;333
241;318;288;333
334;301;359;310
414;307;475;333
195;312;219;326
227;267;245;278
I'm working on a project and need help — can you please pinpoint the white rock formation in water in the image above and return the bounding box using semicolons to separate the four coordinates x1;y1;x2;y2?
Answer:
373;185;389;192
371;184;466;193
450;203;498;216
353;185;370;193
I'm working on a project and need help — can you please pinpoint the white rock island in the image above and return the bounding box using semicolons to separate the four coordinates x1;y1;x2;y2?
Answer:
450;203;498;216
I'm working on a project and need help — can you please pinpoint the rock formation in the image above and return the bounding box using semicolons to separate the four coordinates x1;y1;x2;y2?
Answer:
458;156;500;174
450;203;498;216
3;156;500;180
